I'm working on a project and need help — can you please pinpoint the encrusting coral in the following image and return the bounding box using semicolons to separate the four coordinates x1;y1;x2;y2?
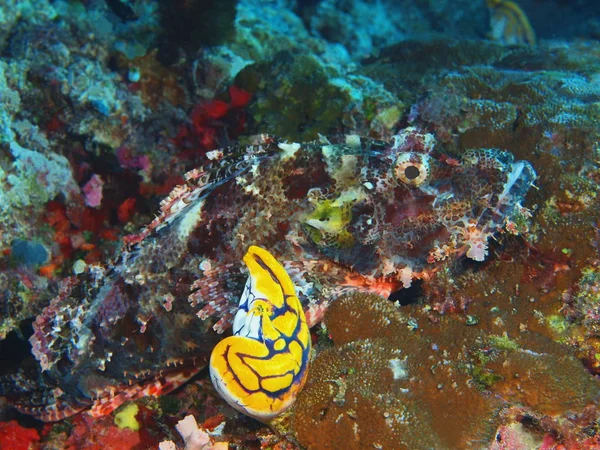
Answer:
291;292;600;449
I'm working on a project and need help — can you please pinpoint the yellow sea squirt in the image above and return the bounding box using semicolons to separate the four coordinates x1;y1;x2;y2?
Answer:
209;246;311;422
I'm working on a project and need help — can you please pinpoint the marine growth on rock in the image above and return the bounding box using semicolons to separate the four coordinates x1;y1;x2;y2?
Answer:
291;293;600;450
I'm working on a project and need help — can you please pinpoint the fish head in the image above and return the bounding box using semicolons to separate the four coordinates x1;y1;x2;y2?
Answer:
300;128;536;286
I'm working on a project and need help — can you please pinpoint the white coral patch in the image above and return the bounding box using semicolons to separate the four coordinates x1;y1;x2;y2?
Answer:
278;142;301;160
177;199;205;241
388;357;408;380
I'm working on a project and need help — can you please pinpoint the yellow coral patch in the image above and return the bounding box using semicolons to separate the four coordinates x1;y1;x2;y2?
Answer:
114;403;140;431
487;0;536;47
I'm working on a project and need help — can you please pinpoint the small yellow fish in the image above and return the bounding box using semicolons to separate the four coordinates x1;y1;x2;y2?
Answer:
209;246;311;422
486;0;536;47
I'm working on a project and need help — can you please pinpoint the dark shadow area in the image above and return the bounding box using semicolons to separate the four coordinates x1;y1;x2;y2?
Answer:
0;320;33;372
388;279;423;306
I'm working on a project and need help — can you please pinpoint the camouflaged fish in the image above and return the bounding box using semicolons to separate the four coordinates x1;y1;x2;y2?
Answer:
1;128;536;421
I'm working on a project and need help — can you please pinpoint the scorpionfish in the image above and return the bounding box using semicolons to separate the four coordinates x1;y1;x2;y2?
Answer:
1;128;536;421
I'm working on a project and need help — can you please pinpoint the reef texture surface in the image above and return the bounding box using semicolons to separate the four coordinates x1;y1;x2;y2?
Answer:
0;0;600;449
2;129;534;422
292;293;600;449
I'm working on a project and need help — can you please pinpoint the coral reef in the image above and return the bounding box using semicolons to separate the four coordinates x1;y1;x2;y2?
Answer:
236;51;399;141
1;0;600;448
291;293;600;449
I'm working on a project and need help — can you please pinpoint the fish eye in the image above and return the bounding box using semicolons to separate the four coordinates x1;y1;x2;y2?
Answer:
404;165;421;180
394;153;431;187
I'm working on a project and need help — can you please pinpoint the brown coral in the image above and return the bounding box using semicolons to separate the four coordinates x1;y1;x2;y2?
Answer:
291;293;600;449
293;293;502;450
293;338;445;450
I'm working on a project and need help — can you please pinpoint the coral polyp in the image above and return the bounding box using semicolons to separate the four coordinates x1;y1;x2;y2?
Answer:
291;293;600;450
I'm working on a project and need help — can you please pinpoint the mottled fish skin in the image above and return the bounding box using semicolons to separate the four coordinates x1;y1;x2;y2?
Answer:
1;130;536;421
